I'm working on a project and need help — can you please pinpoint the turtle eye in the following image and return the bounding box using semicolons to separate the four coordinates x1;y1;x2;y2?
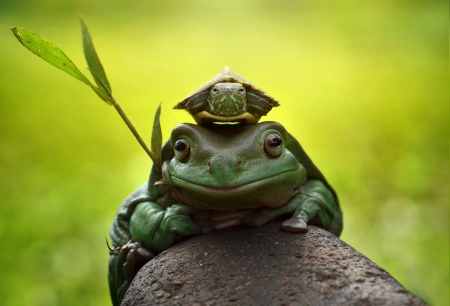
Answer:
264;134;283;158
238;86;246;96
174;139;190;162
211;86;219;95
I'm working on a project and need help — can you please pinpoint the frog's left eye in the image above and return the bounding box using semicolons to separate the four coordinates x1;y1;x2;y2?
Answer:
264;134;283;158
174;139;190;162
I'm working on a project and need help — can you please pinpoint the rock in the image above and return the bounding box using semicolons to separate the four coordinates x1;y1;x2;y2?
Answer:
122;222;428;306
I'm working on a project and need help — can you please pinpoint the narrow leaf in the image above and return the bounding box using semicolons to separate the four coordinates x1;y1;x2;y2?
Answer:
88;69;114;103
90;83;111;103
151;103;163;164
77;13;112;98
10;27;91;86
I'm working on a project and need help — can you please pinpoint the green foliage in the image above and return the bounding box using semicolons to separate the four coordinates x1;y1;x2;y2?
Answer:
77;13;112;100
0;1;447;306
10;27;91;86
11;15;163;171
151;103;162;165
10;26;110;103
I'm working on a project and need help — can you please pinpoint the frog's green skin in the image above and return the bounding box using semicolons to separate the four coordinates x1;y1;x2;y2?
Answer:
108;122;342;305
173;67;280;125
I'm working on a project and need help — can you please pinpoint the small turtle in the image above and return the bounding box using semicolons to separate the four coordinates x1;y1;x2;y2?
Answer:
173;67;280;125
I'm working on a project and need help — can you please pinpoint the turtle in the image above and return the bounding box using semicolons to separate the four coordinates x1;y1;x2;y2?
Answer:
173;67;280;125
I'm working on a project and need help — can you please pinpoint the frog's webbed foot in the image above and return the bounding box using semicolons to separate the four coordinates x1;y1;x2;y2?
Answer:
281;218;308;232
192;210;215;233
255;179;337;233
108;239;154;306
241;208;309;231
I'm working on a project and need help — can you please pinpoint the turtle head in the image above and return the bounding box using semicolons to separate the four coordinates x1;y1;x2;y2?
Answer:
173;67;280;125
207;82;248;117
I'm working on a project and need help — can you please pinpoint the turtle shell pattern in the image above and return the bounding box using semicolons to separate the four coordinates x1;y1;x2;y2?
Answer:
173;67;280;124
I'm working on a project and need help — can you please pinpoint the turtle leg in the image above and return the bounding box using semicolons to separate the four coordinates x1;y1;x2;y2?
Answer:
185;91;210;115
243;179;337;233
246;91;275;117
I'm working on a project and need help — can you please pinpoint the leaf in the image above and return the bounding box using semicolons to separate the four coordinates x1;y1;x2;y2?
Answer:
90;82;111;103
151;103;163;164
77;13;112;98
10;26;112;104
10;27;91;86
11;19;158;161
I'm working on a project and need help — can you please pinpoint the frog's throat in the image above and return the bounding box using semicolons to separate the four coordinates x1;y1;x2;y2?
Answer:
166;166;303;197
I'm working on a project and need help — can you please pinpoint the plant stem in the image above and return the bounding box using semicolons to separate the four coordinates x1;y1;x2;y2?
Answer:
112;100;162;171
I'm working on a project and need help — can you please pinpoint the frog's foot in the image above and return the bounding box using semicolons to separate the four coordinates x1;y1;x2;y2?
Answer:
192;211;215;233
281;217;308;233
242;211;271;228
108;239;154;306
260;191;334;234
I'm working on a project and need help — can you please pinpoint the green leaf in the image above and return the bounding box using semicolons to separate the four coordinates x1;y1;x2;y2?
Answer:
77;13;112;98
10;27;91;86
151;103;163;164
90;83;111;103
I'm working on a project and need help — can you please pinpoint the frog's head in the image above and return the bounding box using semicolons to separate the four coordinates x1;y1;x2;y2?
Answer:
162;122;306;211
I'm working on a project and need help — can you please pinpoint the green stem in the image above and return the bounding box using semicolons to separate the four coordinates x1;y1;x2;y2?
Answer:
112;100;162;171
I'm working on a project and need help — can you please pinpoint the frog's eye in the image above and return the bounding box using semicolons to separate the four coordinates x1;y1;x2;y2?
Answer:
264;134;283;158
174;139;190;162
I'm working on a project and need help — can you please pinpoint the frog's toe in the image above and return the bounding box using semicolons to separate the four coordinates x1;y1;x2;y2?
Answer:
195;220;215;234
109;241;155;306
135;245;154;261
120;242;155;277
281;218;309;233
242;212;270;227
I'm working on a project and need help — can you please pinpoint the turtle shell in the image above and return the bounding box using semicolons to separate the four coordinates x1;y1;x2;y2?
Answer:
173;67;280;125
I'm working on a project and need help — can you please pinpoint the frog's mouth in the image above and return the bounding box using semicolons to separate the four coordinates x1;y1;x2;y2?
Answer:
167;166;303;198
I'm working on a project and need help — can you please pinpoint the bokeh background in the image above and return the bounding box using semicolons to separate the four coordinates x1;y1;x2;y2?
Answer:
0;0;447;305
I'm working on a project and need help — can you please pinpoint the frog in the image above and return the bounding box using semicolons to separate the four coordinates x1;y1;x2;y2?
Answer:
107;121;342;305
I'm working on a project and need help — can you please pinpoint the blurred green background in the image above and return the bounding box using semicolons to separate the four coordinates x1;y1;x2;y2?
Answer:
0;0;447;305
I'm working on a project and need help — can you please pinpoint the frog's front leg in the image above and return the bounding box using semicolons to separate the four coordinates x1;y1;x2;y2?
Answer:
130;202;210;253
109;201;210;306
243;179;336;233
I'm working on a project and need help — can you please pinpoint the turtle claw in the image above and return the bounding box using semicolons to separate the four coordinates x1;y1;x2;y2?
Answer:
281;218;309;233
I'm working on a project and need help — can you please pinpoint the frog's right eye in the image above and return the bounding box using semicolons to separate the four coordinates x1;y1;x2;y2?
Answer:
174;139;190;162
264;133;283;158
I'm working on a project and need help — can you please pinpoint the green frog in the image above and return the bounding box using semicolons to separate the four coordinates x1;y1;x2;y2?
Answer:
108;121;342;305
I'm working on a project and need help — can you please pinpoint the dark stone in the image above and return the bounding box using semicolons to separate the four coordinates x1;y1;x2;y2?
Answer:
122;222;428;306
